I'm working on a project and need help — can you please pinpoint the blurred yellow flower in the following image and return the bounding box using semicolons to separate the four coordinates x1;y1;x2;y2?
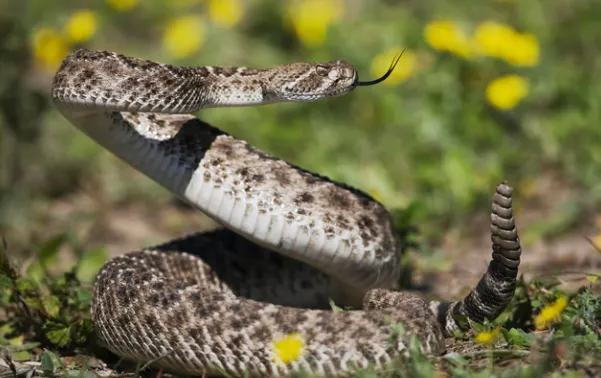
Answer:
504;32;539;67
208;0;243;28
64;10;98;43
474;21;516;58
287;0;343;47
162;15;205;58
32;27;70;71
370;49;416;86
106;0;138;12
534;296;568;330
485;75;528;110
424;20;473;58
272;333;304;364
474;328;500;345
474;21;540;67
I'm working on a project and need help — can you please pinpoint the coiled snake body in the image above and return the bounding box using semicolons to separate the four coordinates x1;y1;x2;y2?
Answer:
51;49;522;377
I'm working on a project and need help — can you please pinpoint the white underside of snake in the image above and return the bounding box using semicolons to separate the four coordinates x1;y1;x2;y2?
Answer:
51;49;523;377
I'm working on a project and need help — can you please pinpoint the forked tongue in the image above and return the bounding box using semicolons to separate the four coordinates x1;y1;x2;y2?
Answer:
355;50;404;87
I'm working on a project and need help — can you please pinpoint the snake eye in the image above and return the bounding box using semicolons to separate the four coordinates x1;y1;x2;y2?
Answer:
328;69;341;81
315;65;329;76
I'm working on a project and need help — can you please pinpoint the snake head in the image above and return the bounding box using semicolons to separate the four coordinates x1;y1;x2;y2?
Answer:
267;60;358;102
267;52;403;102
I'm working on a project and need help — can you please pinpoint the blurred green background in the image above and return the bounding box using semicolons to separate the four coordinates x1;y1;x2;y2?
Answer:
2;0;601;263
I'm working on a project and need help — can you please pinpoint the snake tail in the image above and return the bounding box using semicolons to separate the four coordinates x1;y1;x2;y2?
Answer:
430;182;522;335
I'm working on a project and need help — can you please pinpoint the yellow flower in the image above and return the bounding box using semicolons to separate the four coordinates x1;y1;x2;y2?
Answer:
474;21;540;67
64;10;98;43
106;0;138;12
32;27;70;71
370;49;416;86
474;21;516;58
534;296;568;330
286;0;343;47
272;333;304;364
424;20;474;58
485;75;528;110
504;32;539;67
474;328;500;345
162;15;205;58
208;0;243;28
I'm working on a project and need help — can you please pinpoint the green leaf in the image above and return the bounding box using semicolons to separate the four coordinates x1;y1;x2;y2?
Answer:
2;338;38;361
329;298;344;312
22;296;45;313
15;276;38;293
44;321;71;348
503;328;536;347
443;352;468;366
0;322;13;337
42;295;61;318
41;349;65;375
71;319;94;345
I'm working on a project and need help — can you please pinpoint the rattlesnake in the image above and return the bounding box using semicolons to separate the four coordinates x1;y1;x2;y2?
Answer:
51;49;522;377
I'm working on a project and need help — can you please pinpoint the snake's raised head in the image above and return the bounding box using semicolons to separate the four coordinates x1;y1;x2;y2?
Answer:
267;60;358;102
267;51;404;102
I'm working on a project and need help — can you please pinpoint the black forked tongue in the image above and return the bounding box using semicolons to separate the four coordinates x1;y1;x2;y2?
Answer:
355;50;404;87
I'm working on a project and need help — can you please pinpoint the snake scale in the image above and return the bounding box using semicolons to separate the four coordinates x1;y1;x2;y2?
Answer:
51;49;523;377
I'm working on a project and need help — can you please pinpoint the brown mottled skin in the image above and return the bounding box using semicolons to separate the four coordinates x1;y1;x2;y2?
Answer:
51;49;523;377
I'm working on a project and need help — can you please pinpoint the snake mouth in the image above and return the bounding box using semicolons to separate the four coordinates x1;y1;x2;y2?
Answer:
355;51;404;87
279;86;356;102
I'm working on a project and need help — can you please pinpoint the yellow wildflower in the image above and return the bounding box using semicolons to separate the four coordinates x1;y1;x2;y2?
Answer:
106;0;138;12
504;32;540;67
474;21;540;67
474;328;500;345
424;20;473;58
272;333;304;364
286;0;343;47
32;27;70;71
370;49;416;86
64;10;98;43
208;0;243;28
534;296;568;330
162;15;205;58
485;75;528;110
474;21;516;59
